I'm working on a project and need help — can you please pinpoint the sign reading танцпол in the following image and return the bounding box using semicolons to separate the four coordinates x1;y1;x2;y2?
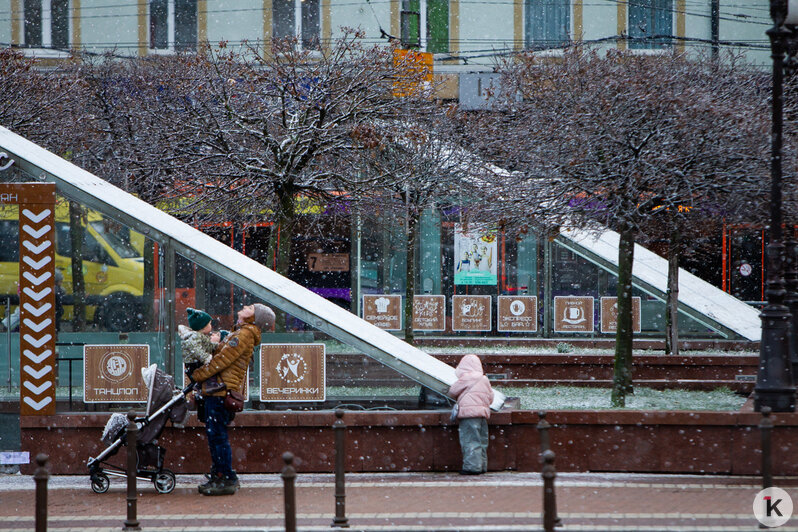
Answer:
84;345;149;403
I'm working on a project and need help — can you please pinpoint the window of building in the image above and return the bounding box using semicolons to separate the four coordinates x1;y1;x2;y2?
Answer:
524;0;569;50
23;0;69;48
401;0;448;53
272;0;321;50
628;0;672;49
150;0;197;51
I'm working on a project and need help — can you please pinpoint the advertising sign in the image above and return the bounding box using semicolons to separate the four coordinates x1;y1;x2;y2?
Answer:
363;294;402;330
412;294;446;331
553;296;594;333
454;224;498;285
452;295;492;331
497;296;538;332
260;344;325;402
600;296;642;333
307;253;349;272
84;345;149;403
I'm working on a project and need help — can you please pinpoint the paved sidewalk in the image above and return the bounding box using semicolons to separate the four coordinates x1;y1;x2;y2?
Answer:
2;471;798;531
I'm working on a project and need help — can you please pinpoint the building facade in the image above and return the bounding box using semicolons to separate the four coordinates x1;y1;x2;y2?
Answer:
0;1;771;85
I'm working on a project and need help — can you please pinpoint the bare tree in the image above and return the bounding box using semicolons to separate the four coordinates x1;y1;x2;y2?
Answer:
125;32;432;327
349;110;486;343
461;48;771;406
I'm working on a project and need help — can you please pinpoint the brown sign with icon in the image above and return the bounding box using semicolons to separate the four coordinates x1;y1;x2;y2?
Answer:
497;296;538;332
84;345;149;403
363;294;402;330
600;296;642;334
452;295;492;332
307;253;349;272
412;295;446;331
553;296;594;333
2;183;58;416
260;344;325;402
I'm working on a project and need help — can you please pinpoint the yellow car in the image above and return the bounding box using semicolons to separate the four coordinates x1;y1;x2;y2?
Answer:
0;203;144;331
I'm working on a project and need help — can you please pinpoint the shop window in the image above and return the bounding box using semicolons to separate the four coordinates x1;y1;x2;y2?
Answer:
272;0;321;50
401;0;448;53
150;0;197;51
525;0;570;50
628;0;672;49
23;0;69;48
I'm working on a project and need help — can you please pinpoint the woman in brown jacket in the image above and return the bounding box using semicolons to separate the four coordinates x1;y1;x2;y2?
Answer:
193;303;275;496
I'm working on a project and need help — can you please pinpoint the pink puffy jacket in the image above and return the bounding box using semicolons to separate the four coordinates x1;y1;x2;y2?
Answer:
448;354;494;420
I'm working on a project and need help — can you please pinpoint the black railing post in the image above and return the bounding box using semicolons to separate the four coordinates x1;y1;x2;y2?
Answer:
282;451;297;532
537;412;561;527
542;449;557;532
123;411;140;531
34;453;49;532
331;409;350;528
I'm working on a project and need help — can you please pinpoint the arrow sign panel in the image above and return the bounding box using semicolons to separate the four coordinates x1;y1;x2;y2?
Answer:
9;184;58;417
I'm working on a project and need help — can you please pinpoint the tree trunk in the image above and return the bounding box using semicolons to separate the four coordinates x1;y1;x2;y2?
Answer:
665;226;680;356
68;201;86;332
404;207;418;345
267;186;296;332
611;224;635;407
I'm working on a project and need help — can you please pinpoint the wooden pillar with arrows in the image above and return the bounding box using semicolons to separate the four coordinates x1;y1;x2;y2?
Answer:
1;183;57;416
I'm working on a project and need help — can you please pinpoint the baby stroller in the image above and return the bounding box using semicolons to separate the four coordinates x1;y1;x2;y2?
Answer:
87;364;190;494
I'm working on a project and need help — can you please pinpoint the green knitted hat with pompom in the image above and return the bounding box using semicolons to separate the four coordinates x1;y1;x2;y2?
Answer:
187;308;211;331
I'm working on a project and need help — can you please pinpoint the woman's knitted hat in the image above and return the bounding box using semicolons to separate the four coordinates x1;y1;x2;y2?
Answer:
187;308;212;331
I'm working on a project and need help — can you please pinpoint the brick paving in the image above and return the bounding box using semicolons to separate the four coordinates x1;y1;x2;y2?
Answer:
2;472;798;531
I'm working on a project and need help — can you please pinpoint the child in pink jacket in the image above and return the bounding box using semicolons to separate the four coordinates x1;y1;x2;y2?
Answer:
448;354;494;474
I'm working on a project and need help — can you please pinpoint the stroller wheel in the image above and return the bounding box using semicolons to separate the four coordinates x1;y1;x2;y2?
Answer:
153;469;176;494
90;473;110;494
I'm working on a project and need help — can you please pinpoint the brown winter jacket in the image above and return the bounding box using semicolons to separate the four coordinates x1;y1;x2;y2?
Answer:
191;317;261;397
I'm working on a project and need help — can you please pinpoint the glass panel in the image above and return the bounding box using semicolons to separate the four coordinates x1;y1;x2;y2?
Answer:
525;0;570;49
629;0;672;49
23;0;42;47
51;0;69;49
174;0;197;51
150;0;168;49
550;241;725;337
301;0;320;50
273;0;295;40
427;0;448;53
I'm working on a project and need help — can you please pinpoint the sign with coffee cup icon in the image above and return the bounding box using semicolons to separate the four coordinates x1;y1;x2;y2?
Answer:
553;296;594;333
600;296;642;333
497;296;538;332
84;345;149;403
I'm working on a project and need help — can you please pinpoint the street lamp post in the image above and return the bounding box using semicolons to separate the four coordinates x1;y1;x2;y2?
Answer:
755;0;797;412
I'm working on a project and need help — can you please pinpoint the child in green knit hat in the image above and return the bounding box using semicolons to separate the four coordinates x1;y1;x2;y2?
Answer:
179;308;223;392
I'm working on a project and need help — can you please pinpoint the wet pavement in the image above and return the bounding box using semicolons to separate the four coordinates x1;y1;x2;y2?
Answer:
2;471;798;531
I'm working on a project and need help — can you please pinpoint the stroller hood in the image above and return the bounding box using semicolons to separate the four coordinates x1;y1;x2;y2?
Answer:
139;365;188;444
